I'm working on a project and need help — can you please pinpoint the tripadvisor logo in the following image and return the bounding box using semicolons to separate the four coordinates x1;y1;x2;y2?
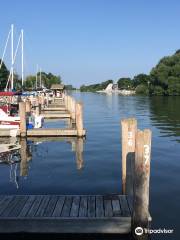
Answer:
135;227;174;235
135;227;144;236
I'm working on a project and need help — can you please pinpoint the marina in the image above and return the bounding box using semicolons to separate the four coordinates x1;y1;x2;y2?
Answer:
1;2;180;238
0;112;152;237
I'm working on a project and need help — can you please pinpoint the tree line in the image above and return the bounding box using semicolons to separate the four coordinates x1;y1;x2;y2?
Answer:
0;60;61;91
80;50;180;95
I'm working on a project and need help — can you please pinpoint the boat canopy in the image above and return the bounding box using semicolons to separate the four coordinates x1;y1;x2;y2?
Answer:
0;92;21;96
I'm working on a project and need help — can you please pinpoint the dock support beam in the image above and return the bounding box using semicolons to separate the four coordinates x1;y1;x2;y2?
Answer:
132;129;151;239
20;138;28;176
75;102;84;137
121;118;137;195
19;102;26;137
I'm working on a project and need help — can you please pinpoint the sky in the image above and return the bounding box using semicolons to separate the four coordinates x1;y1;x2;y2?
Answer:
0;0;180;87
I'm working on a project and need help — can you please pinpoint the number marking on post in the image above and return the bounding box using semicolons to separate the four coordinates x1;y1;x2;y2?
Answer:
144;144;150;165
128;131;133;147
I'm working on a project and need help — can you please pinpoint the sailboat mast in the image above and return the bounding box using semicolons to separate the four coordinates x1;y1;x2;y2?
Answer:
21;29;24;87
36;64;38;89
11;24;14;91
40;68;42;88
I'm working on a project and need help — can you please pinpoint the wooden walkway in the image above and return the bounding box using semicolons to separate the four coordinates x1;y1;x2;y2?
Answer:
0;194;132;234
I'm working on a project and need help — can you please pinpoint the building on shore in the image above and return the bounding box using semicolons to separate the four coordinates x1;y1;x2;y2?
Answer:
97;83;135;95
50;84;65;97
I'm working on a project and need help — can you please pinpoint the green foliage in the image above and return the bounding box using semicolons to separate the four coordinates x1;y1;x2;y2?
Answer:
135;84;149;95
150;50;180;94
152;86;164;96
24;75;36;89
167;83;180;95
117;78;132;89
24;72;61;89
80;80;113;92
0;60;9;90
133;74;150;87
65;85;76;90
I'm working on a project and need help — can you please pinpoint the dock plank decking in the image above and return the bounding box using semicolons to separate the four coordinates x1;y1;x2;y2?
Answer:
0;194;132;234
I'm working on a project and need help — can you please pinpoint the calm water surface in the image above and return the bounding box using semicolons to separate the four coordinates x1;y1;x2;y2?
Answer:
0;93;180;239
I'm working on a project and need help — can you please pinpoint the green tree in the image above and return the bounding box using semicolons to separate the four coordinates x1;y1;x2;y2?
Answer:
0;60;9;90
80;80;113;92
24;72;62;89
133;74;150;87
135;84;149;95
117;78;132;89
24;75;36;89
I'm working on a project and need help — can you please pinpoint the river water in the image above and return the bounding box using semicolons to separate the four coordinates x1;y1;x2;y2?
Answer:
0;93;180;239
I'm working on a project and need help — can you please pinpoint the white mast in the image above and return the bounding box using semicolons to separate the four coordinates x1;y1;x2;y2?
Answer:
36;64;38;89
40;68;42;88
11;24;14;90
21;29;24;87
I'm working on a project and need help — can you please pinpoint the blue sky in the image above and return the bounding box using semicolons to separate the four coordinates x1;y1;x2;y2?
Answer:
0;0;180;87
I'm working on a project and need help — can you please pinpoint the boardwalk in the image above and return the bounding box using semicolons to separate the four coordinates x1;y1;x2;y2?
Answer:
0;194;132;233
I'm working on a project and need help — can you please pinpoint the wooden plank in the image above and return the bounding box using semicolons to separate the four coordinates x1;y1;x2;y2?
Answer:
79;196;88;217
61;196;72;217
35;196;50;217
88;196;95;218
119;195;131;217
0;218;131;234
112;199;121;217
70;196;80;217
104;197;113;217
96;196;104;217
26;196;43;217
43;107;66;111
0;196;14;216
8;196;28;217
19;196;36;217
126;195;133;215
27;129;86;137
1;196;22;217
43;196;58;217
43;113;71;119
52;196;65;217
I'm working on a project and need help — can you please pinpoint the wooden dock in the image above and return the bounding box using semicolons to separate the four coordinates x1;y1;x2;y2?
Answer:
0;118;152;238
0;95;86;137
0;194;132;234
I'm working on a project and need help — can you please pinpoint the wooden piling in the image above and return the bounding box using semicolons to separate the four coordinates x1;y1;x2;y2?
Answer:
75;102;84;137
19;102;27;137
132;129;151;238
20;138;28;176
121;118;137;194
25;100;31;113
76;138;84;170
71;98;76;120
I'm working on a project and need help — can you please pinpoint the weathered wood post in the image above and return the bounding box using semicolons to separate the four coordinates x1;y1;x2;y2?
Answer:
35;97;40;116
25;100;31;113
75;102;84;137
19;102;27;137
132;129;152;239
20;138;28;176
64;95;68;110
67;96;71;112
76;138;84;170
121;118;137;194
71;98;76;121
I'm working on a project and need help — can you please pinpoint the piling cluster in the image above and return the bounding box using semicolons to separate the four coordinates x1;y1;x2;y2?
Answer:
18;94;85;137
121;118;152;238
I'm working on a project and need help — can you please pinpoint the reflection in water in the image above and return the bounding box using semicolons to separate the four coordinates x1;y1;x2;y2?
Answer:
0;137;85;189
149;97;180;142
